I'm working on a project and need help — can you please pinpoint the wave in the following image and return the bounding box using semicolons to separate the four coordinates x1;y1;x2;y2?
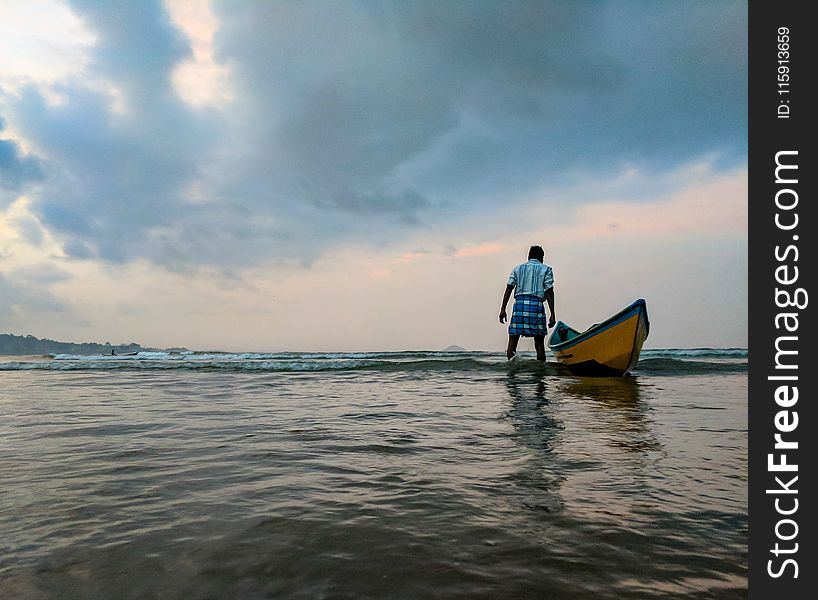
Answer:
631;358;747;375
47;348;746;361
640;348;747;358
48;350;501;361
2;351;747;375
3;357;506;373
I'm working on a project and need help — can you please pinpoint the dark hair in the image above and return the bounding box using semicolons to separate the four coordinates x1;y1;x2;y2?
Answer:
528;245;544;261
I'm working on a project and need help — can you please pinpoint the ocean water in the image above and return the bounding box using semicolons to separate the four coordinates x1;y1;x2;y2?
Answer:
0;350;747;599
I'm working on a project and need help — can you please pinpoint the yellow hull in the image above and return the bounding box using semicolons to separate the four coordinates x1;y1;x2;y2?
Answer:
548;300;649;376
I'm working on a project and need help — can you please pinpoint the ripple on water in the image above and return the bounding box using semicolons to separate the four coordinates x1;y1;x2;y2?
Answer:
0;369;747;598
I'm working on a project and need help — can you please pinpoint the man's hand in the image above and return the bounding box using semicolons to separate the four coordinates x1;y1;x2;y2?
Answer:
548;315;556;328
499;285;514;325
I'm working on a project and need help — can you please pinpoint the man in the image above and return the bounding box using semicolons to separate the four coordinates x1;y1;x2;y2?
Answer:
499;245;556;361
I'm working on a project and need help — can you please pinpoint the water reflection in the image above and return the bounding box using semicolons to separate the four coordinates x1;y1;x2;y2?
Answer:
501;372;564;514
503;371;560;453
561;375;643;405
558;376;661;454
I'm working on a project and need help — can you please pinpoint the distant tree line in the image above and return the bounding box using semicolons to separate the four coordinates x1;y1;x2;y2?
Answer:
0;333;186;355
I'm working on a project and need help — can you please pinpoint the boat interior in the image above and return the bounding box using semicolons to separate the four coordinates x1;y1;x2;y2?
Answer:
549;322;580;345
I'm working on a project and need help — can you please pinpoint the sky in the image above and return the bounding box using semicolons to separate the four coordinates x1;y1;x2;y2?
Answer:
0;0;747;352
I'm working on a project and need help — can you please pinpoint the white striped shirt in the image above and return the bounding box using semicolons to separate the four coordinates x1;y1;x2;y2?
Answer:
508;260;554;299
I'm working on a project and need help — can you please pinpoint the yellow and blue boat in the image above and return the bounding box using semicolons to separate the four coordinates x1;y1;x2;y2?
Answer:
548;299;649;376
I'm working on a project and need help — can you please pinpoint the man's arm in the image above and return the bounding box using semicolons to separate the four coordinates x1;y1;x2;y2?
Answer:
544;288;555;328
499;284;514;323
543;266;556;327
544;288;555;327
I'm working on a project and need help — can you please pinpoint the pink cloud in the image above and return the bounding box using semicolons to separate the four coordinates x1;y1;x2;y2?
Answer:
550;169;747;242
454;243;503;258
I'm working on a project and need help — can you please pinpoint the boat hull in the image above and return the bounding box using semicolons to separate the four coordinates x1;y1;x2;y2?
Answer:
548;300;649;377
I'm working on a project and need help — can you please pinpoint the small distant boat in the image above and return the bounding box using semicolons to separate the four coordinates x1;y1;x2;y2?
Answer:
548;299;649;376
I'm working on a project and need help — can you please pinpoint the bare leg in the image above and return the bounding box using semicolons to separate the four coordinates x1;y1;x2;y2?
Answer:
507;334;521;360
533;335;546;362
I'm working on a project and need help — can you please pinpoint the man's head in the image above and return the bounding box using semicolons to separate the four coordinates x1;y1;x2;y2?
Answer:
528;245;545;263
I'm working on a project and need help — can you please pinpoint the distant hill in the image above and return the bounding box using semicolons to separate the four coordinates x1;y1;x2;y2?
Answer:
0;333;186;356
442;345;466;352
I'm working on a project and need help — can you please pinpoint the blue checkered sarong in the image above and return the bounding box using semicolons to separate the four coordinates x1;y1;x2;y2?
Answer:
508;294;546;337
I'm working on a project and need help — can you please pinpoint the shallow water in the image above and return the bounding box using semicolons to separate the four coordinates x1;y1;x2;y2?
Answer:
0;351;747;598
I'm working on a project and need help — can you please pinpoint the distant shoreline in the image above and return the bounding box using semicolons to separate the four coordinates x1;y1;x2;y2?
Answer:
0;333;187;356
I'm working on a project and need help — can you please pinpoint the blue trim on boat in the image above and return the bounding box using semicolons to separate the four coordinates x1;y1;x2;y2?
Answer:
549;299;647;352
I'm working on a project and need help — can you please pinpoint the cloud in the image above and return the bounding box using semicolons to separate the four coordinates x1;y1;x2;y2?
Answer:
9;213;45;246
9;261;71;285
166;0;232;107
0;0;95;90
0;164;746;350
454;243;504;258
1;119;44;206
0;269;72;324
68;0;190;98
319;189;431;222
1;0;747;273
532;166;748;242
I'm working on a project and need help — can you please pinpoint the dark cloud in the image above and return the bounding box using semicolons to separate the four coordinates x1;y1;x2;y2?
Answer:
2;0;746;269
0;270;69;321
1;117;44;207
209;1;630;218
68;0;190;99
62;239;94;260
8;0;216;264
320;189;430;221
